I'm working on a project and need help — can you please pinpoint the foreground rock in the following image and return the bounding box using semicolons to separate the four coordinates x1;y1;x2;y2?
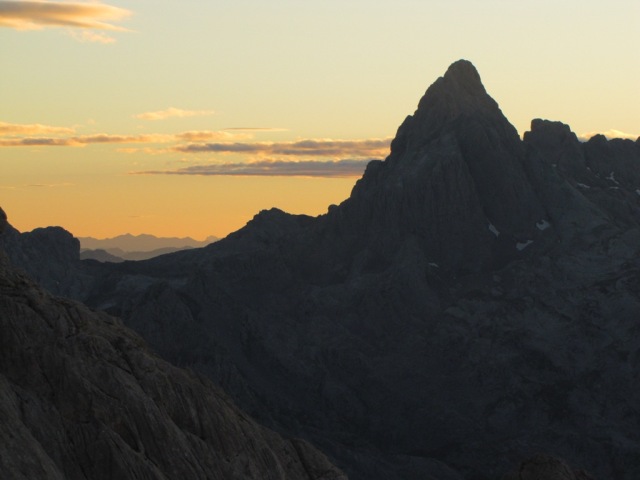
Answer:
0;249;346;480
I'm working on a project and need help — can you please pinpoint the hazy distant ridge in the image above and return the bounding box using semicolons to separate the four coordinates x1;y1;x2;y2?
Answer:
79;233;218;253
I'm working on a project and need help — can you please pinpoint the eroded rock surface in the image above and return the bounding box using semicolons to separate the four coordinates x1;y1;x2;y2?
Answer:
0;252;346;480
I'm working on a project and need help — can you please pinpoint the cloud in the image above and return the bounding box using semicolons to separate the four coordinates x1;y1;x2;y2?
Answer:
0;133;172;146
134;107;215;121
0;182;73;189
67;29;115;44
0;124;391;167
173;138;392;158
0;121;75;136
222;127;289;132
76;133;172;144
0;1;131;42
26;182;73;188
175;130;250;142
579;130;639;142
133;159;373;178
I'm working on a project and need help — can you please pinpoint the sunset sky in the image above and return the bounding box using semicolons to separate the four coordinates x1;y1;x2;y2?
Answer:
1;0;639;240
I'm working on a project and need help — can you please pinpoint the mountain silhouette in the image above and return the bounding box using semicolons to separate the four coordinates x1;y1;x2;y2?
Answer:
3;60;640;480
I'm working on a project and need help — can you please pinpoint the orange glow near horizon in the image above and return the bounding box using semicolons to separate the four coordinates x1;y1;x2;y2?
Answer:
2;174;358;240
1;1;638;239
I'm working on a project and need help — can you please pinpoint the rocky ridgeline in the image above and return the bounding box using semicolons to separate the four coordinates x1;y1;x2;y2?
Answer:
3;61;640;479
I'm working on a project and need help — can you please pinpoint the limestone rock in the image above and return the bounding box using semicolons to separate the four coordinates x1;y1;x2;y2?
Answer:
0;254;346;480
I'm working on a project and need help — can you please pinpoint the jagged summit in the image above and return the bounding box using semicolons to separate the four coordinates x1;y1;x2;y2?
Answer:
443;59;482;84
335;60;546;272
414;59;500;123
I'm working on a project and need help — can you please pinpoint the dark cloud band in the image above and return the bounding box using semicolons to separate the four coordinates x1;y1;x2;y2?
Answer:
135;159;374;178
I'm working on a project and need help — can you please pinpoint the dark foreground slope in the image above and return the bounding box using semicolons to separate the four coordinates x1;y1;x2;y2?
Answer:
4;62;640;479
0;215;346;480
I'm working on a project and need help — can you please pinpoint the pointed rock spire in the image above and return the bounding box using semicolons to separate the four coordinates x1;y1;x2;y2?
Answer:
333;60;546;272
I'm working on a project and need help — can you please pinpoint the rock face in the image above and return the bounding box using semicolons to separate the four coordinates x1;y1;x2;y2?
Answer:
0;224;86;298
0;250;346;480
4;60;640;479
333;60;546;273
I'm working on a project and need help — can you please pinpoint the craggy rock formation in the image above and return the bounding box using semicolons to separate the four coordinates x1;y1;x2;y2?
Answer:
4;61;640;479
0;224;87;298
0;247;346;479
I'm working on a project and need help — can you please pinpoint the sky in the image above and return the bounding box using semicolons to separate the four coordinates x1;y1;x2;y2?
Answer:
1;0;639;240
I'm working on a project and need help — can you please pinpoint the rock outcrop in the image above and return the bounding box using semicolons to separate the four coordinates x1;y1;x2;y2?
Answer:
0;224;87;298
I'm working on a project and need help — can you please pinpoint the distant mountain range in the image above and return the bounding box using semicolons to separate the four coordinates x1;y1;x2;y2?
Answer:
2;60;639;479
78;233;218;262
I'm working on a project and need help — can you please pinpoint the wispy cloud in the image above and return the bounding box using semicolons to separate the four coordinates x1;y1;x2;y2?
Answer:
0;133;172;147
67;28;115;44
0;182;73;189
222;127;289;132
134;159;373;178
579;130;639;142
134;107;215;121
0;1;131;42
173;138;392;158
175;130;250;142
26;182;74;188
0;130;250;147
0;121;75;136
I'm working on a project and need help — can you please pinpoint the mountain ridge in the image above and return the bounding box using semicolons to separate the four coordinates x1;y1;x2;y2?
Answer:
79;233;218;253
2;60;640;480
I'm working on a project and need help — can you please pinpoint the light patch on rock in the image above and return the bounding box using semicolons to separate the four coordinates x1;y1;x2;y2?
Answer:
576;183;591;189
428;262;439;268
488;223;500;237
536;219;551;231
606;171;619;184
516;240;533;251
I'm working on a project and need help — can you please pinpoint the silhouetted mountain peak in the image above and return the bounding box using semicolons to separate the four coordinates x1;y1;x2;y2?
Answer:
337;60;546;272
443;58;482;85
414;59;499;123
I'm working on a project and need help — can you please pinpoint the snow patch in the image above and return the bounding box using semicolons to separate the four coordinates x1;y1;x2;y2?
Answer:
606;171;619;185
428;262;439;268
576;183;591;189
516;240;533;251
536;220;551;231
636;189;640;196
488;223;500;237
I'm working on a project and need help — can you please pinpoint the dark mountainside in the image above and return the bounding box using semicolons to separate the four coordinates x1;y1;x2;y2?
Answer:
3;60;640;479
0;209;347;480
80;247;196;263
